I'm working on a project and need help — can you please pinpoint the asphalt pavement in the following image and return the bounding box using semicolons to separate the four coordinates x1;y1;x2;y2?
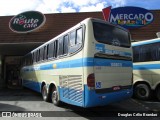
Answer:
0;87;159;120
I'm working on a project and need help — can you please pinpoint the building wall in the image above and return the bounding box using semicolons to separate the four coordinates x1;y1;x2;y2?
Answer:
130;10;160;41
0;10;160;43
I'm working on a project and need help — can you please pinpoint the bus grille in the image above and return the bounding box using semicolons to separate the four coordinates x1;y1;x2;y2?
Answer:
60;75;83;104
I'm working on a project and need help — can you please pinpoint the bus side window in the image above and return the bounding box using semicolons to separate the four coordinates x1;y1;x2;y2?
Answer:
140;46;146;62
30;54;33;65
76;28;83;44
70;31;76;47
69;30;76;53
36;50;39;62
40;47;44;61
33;52;36;63
76;27;83;50
133;46;139;62
151;43;157;61
48;42;54;59
144;45;151;61
63;35;69;55
155;43;160;60
53;40;58;58
44;45;49;60
69;27;83;53
58;37;63;56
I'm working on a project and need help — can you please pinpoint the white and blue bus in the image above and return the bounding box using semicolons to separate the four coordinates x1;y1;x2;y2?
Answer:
132;38;160;101
20;18;133;107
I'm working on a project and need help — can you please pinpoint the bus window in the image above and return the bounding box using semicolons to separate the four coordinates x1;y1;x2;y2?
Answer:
44;45;49;60
33;52;36;63
70;31;76;47
36;50;39;62
93;22;130;48
48;42;54;59
40;47;44;61
53;40;58;58
58;38;63;56
76;28;83;44
63;35;69;55
69;28;83;53
133;46;140;62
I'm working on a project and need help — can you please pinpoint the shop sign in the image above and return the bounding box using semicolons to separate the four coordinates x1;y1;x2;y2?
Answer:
102;6;154;29
9;11;46;33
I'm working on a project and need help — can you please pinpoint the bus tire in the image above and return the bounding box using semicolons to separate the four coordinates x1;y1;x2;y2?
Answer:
156;86;160;101
42;85;49;102
134;84;151;100
51;86;62;106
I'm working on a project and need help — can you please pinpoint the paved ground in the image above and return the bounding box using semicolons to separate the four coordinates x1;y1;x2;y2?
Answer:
0;87;159;120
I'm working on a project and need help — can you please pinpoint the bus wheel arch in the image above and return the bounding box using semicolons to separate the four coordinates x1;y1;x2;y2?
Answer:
155;84;160;101
48;83;62;106
41;82;49;102
133;81;151;100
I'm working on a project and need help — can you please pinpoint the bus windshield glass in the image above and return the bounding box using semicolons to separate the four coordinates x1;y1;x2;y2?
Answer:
93;22;130;48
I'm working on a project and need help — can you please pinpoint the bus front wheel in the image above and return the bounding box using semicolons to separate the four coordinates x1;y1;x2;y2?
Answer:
134;84;151;100
51;86;61;106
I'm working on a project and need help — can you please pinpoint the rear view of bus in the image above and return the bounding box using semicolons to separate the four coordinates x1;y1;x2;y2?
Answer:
83;18;133;107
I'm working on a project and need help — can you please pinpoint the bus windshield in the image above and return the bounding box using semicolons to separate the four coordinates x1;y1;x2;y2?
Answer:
93;22;130;48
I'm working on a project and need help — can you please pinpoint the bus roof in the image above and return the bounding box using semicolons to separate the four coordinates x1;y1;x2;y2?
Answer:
132;38;160;46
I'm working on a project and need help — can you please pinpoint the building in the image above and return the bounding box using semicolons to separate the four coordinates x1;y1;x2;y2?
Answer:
0;10;159;88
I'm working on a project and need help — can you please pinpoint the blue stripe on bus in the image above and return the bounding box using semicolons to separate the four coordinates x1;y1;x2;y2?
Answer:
133;64;160;70
22;57;132;72
40;58;94;70
132;38;160;47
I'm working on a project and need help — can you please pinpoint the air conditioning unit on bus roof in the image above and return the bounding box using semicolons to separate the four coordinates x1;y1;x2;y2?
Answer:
156;32;160;38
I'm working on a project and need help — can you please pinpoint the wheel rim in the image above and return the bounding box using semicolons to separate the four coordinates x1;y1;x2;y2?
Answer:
42;87;47;100
52;89;58;103
138;88;147;96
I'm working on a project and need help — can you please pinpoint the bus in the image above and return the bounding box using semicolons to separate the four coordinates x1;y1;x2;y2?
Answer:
132;38;160;101
20;18;133;107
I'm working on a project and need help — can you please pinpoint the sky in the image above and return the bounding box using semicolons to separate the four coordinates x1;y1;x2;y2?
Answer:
0;0;160;16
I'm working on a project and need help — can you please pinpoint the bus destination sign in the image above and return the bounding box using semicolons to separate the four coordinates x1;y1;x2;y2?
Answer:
9;11;46;33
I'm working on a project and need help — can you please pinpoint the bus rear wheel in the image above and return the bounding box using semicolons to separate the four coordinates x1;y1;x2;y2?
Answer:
134;84;151;100
51;86;61;106
42;85;49;102
156;87;160;101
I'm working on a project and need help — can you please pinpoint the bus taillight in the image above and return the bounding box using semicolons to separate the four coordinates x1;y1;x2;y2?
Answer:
87;73;95;88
